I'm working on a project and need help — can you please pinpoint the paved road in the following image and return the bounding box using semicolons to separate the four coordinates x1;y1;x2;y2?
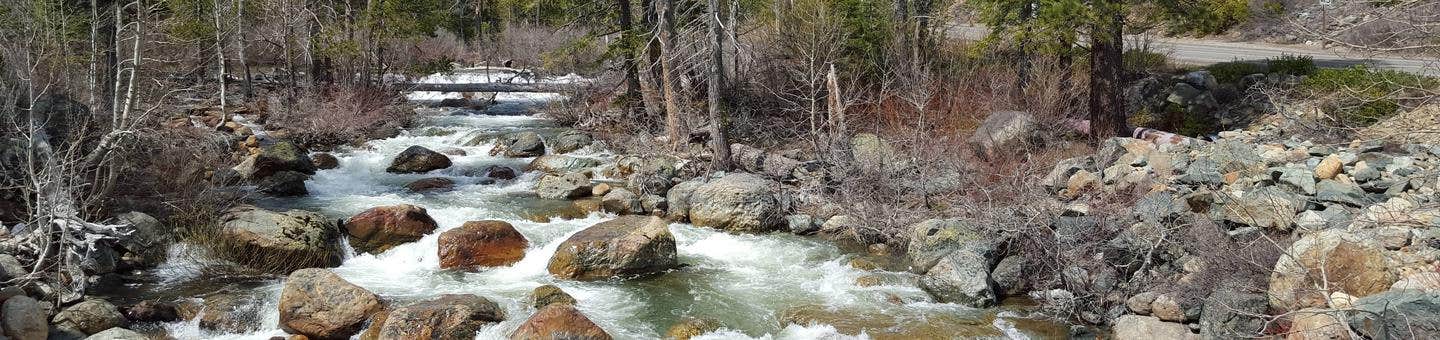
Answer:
948;24;1439;76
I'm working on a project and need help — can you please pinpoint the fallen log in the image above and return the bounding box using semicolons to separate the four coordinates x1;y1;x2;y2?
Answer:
395;82;583;93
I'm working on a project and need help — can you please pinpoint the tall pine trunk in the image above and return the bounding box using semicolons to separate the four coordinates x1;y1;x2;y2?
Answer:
706;0;731;170
618;0;642;106
1087;1;1126;143
658;0;685;148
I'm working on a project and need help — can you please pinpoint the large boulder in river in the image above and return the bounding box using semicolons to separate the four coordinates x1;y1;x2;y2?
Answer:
84;328;146;340
1269;229;1396;312
510;304;612;340
536;172;592;199
968;110;1037;161
405;177;455;193
552;130;594;154
279;268;382;340
344;204;439;254
687;173;784;233
548;216;678;281
2;296;47;340
665;179;705;221
256;170;310;197
52;299;127;335
438;220;529;270
372;294;505;340
528;155;601;175
218;205;343;273
234;140;317;180
918;250;997;308
495;131;546;158
386;146;452;174
905;218;992;273
114;211;169;267
601;188;643;215
312;152;339;170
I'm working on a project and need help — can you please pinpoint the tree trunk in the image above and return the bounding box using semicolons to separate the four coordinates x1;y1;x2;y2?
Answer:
726;0;738;82
212;0;229;130
618;0;642;107
1013;4;1033;105
706;0;731;170
638;0;662;119
1087;1;1126;144
237;0;252;99
658;0;685;149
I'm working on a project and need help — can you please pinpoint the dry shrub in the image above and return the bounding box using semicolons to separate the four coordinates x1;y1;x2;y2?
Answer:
108;125;246;236
468;23;602;74
266;86;414;149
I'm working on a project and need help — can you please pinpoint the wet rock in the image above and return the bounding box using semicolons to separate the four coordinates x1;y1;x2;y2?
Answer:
1270;230;1396;312
83;327;146;340
478;165;518;180
438;220;529;270
664;179;704;221
552;130;593;154
123;300;179;323
1289;309;1351;340
968;111;1037;161
687;173;784;233
1112;315;1198;340
386;146;452;174
2;296;47;340
528;285;576;309
312;153;339;170
498;131;546;158
440;148;468;156
664;317;720;340
235;140;317;180
1346;289;1440;339
600;188;643;215
547;216;678;281
509;304;612;340
374;294;505;339
528;155;601;175
905;218;990;273
405;177;455;193
177;291;264;333
535;173;592;200
219;205;343;273
279;269;382;340
345;204;439;254
53;299;127;335
113;211;168;267
919;250;996;308
257;170;310;197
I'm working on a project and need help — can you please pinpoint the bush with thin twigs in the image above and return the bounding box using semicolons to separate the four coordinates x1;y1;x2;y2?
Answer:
266;86;415;149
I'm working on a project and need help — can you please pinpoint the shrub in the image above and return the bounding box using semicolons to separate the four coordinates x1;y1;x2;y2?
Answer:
1267;54;1316;77
1206;61;1267;84
1300;66;1438;125
1124;49;1169;73
1160;0;1251;35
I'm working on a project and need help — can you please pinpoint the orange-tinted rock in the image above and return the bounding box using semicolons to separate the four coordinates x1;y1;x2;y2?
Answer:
344;205;438;254
546;216;677;281
509;304;612;340
438;220;529;270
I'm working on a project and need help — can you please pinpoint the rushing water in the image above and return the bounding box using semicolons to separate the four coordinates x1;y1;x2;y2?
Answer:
137;72;1068;340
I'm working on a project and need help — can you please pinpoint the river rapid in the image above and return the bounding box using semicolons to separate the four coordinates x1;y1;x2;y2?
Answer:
131;70;1068;340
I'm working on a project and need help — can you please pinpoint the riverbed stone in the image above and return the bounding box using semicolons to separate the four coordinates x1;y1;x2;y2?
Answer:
312;153;339;170
536;172;592;199
918;250;997;308
405;177;455;193
528;285;576;309
83;327;146;340
499;131;546;158
438;220;529;270
990;255;1027;297
123;300;179;323
235;140;317;180
345;204;438;254
905;218;990;274
664;317;720;340
547;216;678;281
665;179;705;221
529;155;601;175
1112;315;1197;340
386;146;452;174
552;130;593;154
218;205;343;273
1316;179;1368;207
601;188;643;215
687;173;784;233
52;299;126;335
113;211;169;267
2;295;46;340
279;268;382;340
257;170;310;197
374;294;505;339
510;304;612;340
1269;229;1396;312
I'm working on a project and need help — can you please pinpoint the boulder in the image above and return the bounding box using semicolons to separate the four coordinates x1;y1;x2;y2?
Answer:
552;130;593;154
498;131;546;158
1043;156;1094;193
1127;292;1158;315
123;300;179;323
528;155;601;175
990;255;1027;297
624;156;679;195
373;294;505;339
1346;289;1440;339
1220;186;1305;229
1269;230;1397;312
528;285;576;309
256;170;310;196
177;292;265;333
1315;155;1343;180
438;220;529;270
1199;282;1268;338
405;177;455;193
509;304;612;340
664;317;720;340
386;146;452;174
905;218;990;273
113;211;169;267
601;188;643;215
1288;309;1351;340
547;216;678;280
52;299;126;335
687;173;784;233
664;179;705;221
0;254;25;282
278;269;382;340
536;173;592;200
968;111;1037;161
345;205;438;254
83;328;146;340
312;152;339;170
2;296;46;340
218;205;343;273
918;250;997;308
235;140;317;179
1112;315;1198;340
785;214;818;235
1315;180;1368;207
477;165;518;180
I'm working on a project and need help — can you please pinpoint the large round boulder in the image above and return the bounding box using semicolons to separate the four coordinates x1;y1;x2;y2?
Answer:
497;131;546;158
547;216;678;281
371;294;505;339
536;173;592;200
528;155;601;175
664;179;705;222
234;140;317;180
905;218;992;274
218;205;343;273
256;170;310;197
1269;230;1396;312
918;250;997;308
438;220;530;270
1345;289;1440;339
114;211;169;268
312;152;340;170
387;146;452;174
345;204;439;254
687;173;784;233
278;268;382;340
509;304;612;340
52;299;127;336
552;130;594;154
1;296;46;340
